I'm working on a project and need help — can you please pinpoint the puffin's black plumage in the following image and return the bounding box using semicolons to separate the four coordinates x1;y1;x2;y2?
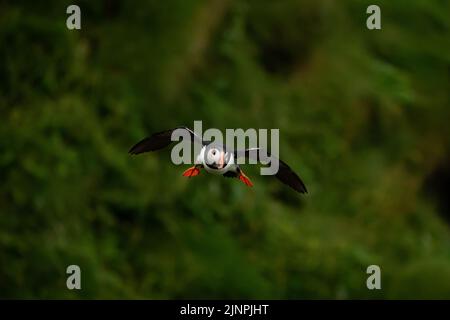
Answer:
129;127;308;194
275;159;308;194
235;148;307;194
129;126;203;154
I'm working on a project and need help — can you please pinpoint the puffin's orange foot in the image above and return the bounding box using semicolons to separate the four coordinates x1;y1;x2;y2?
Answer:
182;166;200;177
238;171;253;187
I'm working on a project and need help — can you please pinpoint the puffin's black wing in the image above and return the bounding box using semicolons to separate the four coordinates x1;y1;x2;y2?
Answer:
129;126;203;155
235;148;308;194
275;159;308;194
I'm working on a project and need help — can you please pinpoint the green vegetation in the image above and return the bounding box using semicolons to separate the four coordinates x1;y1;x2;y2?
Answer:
1;0;449;299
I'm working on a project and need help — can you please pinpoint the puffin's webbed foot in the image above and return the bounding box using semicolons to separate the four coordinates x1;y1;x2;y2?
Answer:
182;166;201;177
238;169;253;187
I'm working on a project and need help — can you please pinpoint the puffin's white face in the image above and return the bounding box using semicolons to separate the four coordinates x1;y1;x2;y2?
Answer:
203;146;231;170
206;147;222;167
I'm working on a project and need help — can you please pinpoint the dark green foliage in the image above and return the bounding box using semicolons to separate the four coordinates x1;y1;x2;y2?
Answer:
1;0;449;298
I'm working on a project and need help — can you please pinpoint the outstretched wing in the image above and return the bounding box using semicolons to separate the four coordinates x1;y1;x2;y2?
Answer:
235;148;308;194
129;126;203;155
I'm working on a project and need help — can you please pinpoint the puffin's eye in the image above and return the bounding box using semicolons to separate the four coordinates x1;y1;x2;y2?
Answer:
212;150;216;156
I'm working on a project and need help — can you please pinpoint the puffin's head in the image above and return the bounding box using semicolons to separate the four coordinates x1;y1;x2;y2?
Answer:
205;146;230;169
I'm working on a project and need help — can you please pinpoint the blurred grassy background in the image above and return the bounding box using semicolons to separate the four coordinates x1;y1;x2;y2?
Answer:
1;0;450;299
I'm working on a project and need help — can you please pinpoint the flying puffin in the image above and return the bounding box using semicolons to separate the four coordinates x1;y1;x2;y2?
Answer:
129;126;307;194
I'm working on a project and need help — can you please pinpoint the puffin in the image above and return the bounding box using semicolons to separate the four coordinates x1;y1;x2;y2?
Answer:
129;126;307;194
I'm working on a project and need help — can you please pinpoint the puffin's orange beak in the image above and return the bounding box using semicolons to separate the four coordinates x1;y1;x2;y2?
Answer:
218;151;225;169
